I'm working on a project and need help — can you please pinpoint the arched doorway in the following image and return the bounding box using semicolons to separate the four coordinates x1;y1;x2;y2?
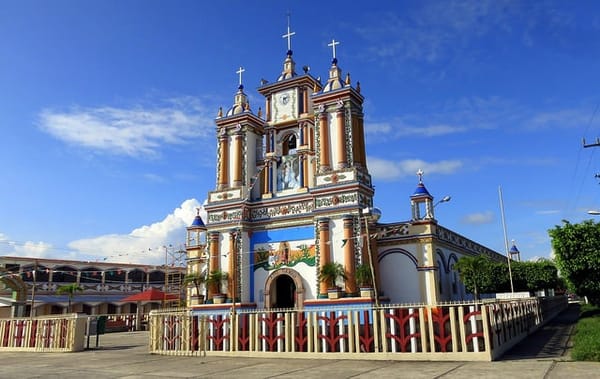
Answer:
274;275;296;308
264;268;304;309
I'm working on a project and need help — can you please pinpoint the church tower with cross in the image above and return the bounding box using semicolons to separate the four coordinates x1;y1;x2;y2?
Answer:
186;22;507;309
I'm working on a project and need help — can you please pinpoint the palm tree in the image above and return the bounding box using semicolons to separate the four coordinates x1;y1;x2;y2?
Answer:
56;283;83;313
319;262;347;289
182;271;206;300
355;263;373;288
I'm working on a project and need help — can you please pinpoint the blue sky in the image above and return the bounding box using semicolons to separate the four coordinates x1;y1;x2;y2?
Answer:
1;0;600;265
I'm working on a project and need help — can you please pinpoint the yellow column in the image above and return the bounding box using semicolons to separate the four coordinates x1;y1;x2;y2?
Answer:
318;218;331;296
336;110;347;169
228;231;237;301
343;216;356;295
318;112;330;172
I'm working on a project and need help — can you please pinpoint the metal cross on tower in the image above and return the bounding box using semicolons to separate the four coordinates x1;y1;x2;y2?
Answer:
236;66;245;86
328;39;340;59
282;13;295;51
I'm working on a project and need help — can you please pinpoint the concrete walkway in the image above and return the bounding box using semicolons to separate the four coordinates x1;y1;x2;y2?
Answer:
0;304;598;378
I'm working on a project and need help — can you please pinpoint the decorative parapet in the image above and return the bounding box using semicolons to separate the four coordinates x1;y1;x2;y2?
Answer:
436;225;505;261
207;200;315;223
314;192;359;210
208;188;243;203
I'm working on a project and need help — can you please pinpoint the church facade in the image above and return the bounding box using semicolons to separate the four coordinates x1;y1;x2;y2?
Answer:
185;30;507;310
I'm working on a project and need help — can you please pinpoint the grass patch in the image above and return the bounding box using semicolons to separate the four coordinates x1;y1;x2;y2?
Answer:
571;303;600;361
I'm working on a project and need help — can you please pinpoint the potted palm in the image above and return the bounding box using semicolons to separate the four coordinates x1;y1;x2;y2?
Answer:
206;270;229;304
182;271;206;305
319;262;347;299
355;263;374;298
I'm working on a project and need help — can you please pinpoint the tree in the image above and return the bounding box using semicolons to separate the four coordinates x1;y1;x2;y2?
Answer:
319;262;347;289
56;283;83;313
206;270;228;295
549;220;600;305
454;254;493;300
355;263;373;288
182;271;206;299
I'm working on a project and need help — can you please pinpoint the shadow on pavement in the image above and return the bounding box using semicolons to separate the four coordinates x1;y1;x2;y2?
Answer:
501;302;579;361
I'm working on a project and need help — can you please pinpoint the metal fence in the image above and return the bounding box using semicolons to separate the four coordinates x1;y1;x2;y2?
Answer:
149;296;567;361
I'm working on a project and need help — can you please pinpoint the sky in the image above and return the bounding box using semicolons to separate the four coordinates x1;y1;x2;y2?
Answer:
1;0;600;266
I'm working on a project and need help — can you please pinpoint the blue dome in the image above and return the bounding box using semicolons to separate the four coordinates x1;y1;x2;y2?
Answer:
509;244;520;255
411;183;432;198
190;215;205;228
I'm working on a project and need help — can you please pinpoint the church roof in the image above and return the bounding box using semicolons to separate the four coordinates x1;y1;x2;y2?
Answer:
277;50;297;81
321;58;346;93
225;84;251;117
190;215;205;228
509;243;520;255
411;182;432;198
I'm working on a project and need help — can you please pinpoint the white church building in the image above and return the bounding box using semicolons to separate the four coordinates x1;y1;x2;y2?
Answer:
184;29;507;310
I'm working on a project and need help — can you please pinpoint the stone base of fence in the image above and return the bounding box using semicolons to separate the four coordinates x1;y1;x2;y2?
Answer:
0;314;88;352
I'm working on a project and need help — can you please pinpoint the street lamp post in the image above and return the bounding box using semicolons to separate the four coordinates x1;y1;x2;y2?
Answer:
434;196;452;208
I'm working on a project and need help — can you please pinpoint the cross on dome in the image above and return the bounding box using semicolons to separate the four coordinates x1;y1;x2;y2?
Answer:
328;39;340;59
417;169;424;183
282;13;295;52
236;66;245;86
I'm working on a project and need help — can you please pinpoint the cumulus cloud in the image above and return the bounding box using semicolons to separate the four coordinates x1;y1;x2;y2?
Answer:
38;97;214;158
0;233;56;259
68;198;202;265
367;157;463;181
461;211;495;225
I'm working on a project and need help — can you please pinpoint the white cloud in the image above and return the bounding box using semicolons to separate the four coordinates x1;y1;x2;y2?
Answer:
39;97;214;158
0;233;56;259
368;157;463;181
535;209;560;215
461;211;495;225
366;121;466;138
68;198;202;265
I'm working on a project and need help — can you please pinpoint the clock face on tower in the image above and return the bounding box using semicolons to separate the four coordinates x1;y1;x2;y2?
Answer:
272;88;297;123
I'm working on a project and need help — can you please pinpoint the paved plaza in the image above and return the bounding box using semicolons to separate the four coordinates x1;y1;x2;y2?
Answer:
0;304;599;379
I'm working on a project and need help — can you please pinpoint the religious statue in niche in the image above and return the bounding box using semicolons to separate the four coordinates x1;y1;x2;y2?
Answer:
277;154;300;191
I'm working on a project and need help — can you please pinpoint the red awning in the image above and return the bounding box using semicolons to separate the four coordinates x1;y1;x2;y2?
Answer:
120;288;179;302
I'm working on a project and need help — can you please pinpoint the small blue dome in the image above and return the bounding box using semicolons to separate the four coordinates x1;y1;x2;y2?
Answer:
509;244;520;255
411;183;432;198
191;215;205;228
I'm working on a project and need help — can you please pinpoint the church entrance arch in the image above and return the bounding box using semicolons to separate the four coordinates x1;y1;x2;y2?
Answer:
264;268;304;309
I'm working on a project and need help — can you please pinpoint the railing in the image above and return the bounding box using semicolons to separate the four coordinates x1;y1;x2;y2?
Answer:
0;314;87;352
149;296;567;361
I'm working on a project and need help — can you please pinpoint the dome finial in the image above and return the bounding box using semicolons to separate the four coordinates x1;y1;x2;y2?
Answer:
282;11;295;55
236;66;245;87
328;38;340;62
417;169;424;184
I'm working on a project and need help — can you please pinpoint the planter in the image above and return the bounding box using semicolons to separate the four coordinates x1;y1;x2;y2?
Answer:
213;294;226;304
190;294;204;305
359;287;374;299
327;288;341;299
